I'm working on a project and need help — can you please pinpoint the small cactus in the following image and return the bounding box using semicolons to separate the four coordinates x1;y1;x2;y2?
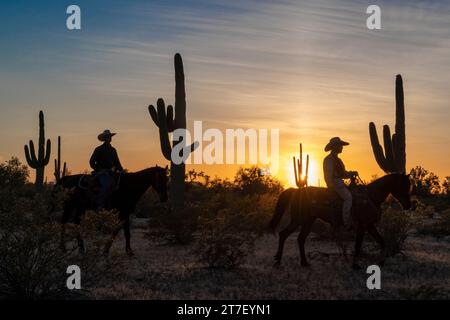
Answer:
54;136;67;182
369;74;406;174
24;110;51;188
293;143;309;188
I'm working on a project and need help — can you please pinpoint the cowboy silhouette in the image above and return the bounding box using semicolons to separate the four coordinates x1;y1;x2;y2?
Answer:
89;129;124;210
323;137;358;228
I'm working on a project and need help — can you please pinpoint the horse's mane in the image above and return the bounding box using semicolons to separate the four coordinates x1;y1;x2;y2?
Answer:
368;173;404;189
126;166;166;176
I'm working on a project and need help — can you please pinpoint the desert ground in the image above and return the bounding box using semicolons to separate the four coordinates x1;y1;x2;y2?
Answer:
89;216;450;300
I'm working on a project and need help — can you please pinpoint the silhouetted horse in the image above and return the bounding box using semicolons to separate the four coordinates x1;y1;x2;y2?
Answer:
58;166;168;256
269;174;413;269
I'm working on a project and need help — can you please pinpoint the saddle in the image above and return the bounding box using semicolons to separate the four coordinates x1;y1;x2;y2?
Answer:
78;171;122;195
298;183;375;224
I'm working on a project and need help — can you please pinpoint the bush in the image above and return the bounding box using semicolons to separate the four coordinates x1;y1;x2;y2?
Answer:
233;166;283;196
378;206;412;255
193;211;258;269
0;179;121;299
416;209;450;239
409;166;441;197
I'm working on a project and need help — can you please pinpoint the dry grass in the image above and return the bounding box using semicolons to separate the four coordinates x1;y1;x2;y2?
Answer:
86;217;450;300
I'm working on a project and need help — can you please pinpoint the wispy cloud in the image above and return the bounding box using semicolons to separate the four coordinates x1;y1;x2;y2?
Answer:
0;0;449;181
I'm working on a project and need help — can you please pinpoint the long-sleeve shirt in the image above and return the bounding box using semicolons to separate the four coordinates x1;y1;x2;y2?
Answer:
89;143;123;172
323;153;352;188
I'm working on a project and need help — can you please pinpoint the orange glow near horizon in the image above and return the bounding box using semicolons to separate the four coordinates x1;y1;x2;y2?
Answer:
285;155;321;188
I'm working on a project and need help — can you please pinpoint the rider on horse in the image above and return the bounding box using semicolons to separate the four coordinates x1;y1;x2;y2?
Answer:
89;129;124;210
323;137;358;229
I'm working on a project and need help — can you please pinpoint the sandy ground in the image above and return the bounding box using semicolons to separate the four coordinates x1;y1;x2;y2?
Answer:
89;218;450;300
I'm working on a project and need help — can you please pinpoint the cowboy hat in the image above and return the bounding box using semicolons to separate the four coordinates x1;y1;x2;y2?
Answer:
324;137;349;152
98;129;116;141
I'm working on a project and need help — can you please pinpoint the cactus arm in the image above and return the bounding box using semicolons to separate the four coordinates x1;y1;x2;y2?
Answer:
29;140;39;164
305;154;309;186
148;100;172;161
394;74;406;173
63;162;67;177
54;158;59;181
44;139;51;164
24;144;38;168
369;122;391;173
148;105;159;126
166;105;175;132
382;125;396;172
293;157;299;187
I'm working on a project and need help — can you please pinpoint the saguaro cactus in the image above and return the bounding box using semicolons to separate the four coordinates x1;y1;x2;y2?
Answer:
369;74;406;174
24;110;51;188
148;53;198;209
293;143;309;187
54;136;67;182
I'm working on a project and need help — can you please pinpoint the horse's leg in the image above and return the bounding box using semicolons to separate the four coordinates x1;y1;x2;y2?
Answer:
103;223;122;255
367;224;386;267
274;219;299;267
352;224;365;270
123;215;134;256
297;217;315;267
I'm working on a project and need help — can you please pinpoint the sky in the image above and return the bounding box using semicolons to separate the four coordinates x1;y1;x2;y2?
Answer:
0;0;449;186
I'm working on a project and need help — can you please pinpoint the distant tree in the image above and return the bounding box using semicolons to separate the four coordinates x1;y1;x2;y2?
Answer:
233;166;283;195
409;166;441;197
0;157;29;189
442;176;450;196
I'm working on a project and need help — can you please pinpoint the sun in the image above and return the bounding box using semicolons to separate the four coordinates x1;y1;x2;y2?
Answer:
285;156;321;187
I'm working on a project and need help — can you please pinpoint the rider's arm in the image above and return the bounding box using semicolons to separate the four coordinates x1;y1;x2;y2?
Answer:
89;148;99;171
113;149;124;172
323;157;335;188
339;159;355;179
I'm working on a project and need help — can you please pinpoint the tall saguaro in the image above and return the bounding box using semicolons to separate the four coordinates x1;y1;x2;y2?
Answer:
369;74;406;174
24;110;51;188
148;53;198;209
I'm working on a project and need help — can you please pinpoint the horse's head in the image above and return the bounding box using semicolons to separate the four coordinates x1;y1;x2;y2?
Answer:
153;165;169;202
390;173;414;210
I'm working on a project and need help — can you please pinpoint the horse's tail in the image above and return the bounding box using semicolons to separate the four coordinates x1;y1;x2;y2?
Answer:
268;188;295;236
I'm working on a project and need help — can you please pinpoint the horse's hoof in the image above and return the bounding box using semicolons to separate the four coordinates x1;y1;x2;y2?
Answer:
352;263;362;270
126;249;135;257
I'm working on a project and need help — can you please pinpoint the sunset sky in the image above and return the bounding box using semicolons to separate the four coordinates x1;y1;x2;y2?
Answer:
0;0;449;186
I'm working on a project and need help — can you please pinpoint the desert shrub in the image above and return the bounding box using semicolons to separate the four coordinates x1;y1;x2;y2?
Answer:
0;157;29;189
416;209;450;239
146;202;201;245
193;210;258;269
409;166;441;197
0;180;121;299
378;206;412;255
398;285;448;300
233;166;283;196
